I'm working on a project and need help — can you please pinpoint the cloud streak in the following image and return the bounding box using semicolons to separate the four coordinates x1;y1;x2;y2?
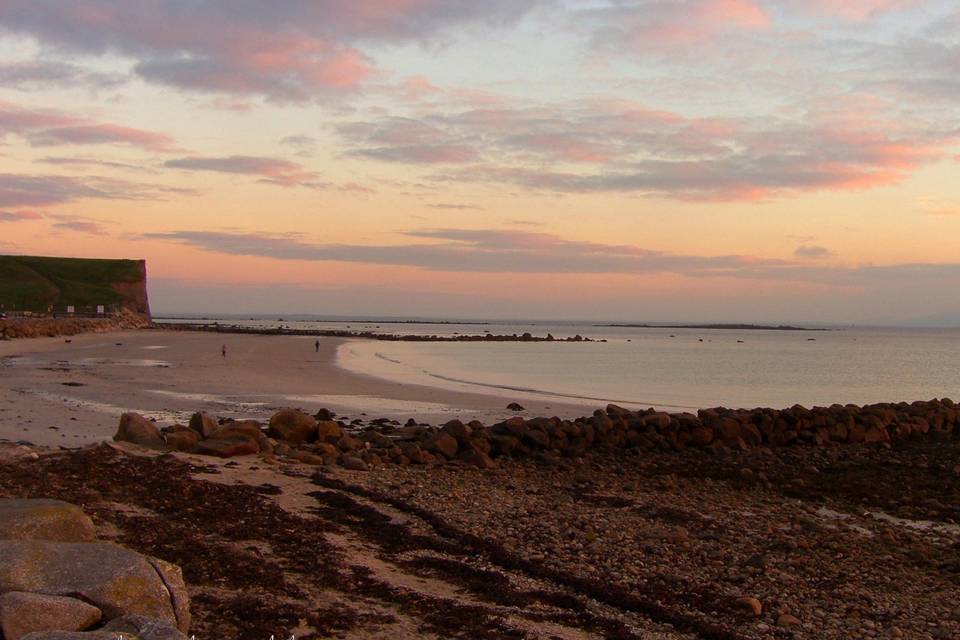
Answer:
0;102;176;151
0;1;541;102
163;155;321;187
0;173;193;208
144;227;788;275
0;209;43;222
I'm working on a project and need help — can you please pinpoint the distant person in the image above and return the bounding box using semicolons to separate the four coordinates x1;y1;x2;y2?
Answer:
221;344;227;358
314;339;320;353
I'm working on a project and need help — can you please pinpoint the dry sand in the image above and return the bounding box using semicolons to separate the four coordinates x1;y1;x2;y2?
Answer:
0;329;593;447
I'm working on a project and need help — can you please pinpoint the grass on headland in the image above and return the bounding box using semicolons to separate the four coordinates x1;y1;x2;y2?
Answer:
0;255;143;313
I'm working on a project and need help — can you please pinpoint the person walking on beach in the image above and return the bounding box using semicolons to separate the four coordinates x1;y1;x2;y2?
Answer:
314;339;320;353
221;344;227;358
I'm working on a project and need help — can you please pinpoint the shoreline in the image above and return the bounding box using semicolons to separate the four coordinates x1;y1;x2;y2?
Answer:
0;329;598;447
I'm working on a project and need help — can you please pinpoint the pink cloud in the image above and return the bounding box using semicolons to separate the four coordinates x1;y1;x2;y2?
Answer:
0;209;43;222
0;101;81;133
28;124;175;152
588;0;771;51
0;102;176;152
364;98;957;202
793;0;921;20
0;1;539;101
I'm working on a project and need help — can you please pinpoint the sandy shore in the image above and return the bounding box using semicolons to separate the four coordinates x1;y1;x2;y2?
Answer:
0;329;593;447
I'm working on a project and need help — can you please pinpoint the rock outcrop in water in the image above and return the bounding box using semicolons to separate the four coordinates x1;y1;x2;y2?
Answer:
113;399;960;471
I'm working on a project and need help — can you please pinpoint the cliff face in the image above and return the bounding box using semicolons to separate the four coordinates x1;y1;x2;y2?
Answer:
110;260;151;316
0;255;150;318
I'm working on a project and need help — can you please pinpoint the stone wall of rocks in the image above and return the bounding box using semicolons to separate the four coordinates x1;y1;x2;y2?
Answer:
0;309;150;340
0;498;190;639
113;398;960;471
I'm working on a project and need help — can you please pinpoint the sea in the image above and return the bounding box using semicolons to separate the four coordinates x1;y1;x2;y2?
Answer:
156;316;960;412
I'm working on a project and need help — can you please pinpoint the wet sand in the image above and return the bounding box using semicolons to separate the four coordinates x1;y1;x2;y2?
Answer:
0;329;592;447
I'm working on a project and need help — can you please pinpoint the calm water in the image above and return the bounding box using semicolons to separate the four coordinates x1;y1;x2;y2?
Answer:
158;317;960;411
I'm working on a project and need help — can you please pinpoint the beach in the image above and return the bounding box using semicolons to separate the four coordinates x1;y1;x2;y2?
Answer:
0;329;595;448
2;327;960;638
2;428;958;638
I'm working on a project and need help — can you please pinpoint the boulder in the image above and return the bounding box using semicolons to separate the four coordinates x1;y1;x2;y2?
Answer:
506;402;525;412
0;592;101;640
267;409;318;444
426;433;458;459
460;449;497;469
337;434;362;452
191;421;269;457
0;499;96;543
187;412;218;439
690;426;714;447
314;408;335;421
864;425;890;443
189;437;259;458
441;420;472;443
776;613;801;627
0;540;190;632
606;404;631;418
733;596;762;617
715;417;741;442
341;456;369;471
114;413;164;449
316;421;344;443
160;426;200;452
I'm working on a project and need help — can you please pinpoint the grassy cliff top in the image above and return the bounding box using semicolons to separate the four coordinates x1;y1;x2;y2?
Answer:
0;255;145;313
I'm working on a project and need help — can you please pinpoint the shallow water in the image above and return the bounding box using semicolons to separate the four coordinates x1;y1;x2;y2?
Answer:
158;317;960;410
336;325;960;411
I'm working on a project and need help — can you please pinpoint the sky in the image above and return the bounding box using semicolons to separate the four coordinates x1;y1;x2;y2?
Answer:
1;0;960;325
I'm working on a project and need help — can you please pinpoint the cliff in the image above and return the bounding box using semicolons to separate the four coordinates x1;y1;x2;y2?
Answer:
0;255;150;316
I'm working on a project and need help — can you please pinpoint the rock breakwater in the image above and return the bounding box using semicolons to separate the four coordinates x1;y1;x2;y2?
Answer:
114;398;960;470
0;309;150;340
157;322;599;342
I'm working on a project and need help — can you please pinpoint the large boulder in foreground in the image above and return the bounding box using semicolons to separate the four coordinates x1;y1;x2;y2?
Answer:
267;409;317;443
0;500;96;543
114;413;164;449
0;541;190;632
0;591;101;640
